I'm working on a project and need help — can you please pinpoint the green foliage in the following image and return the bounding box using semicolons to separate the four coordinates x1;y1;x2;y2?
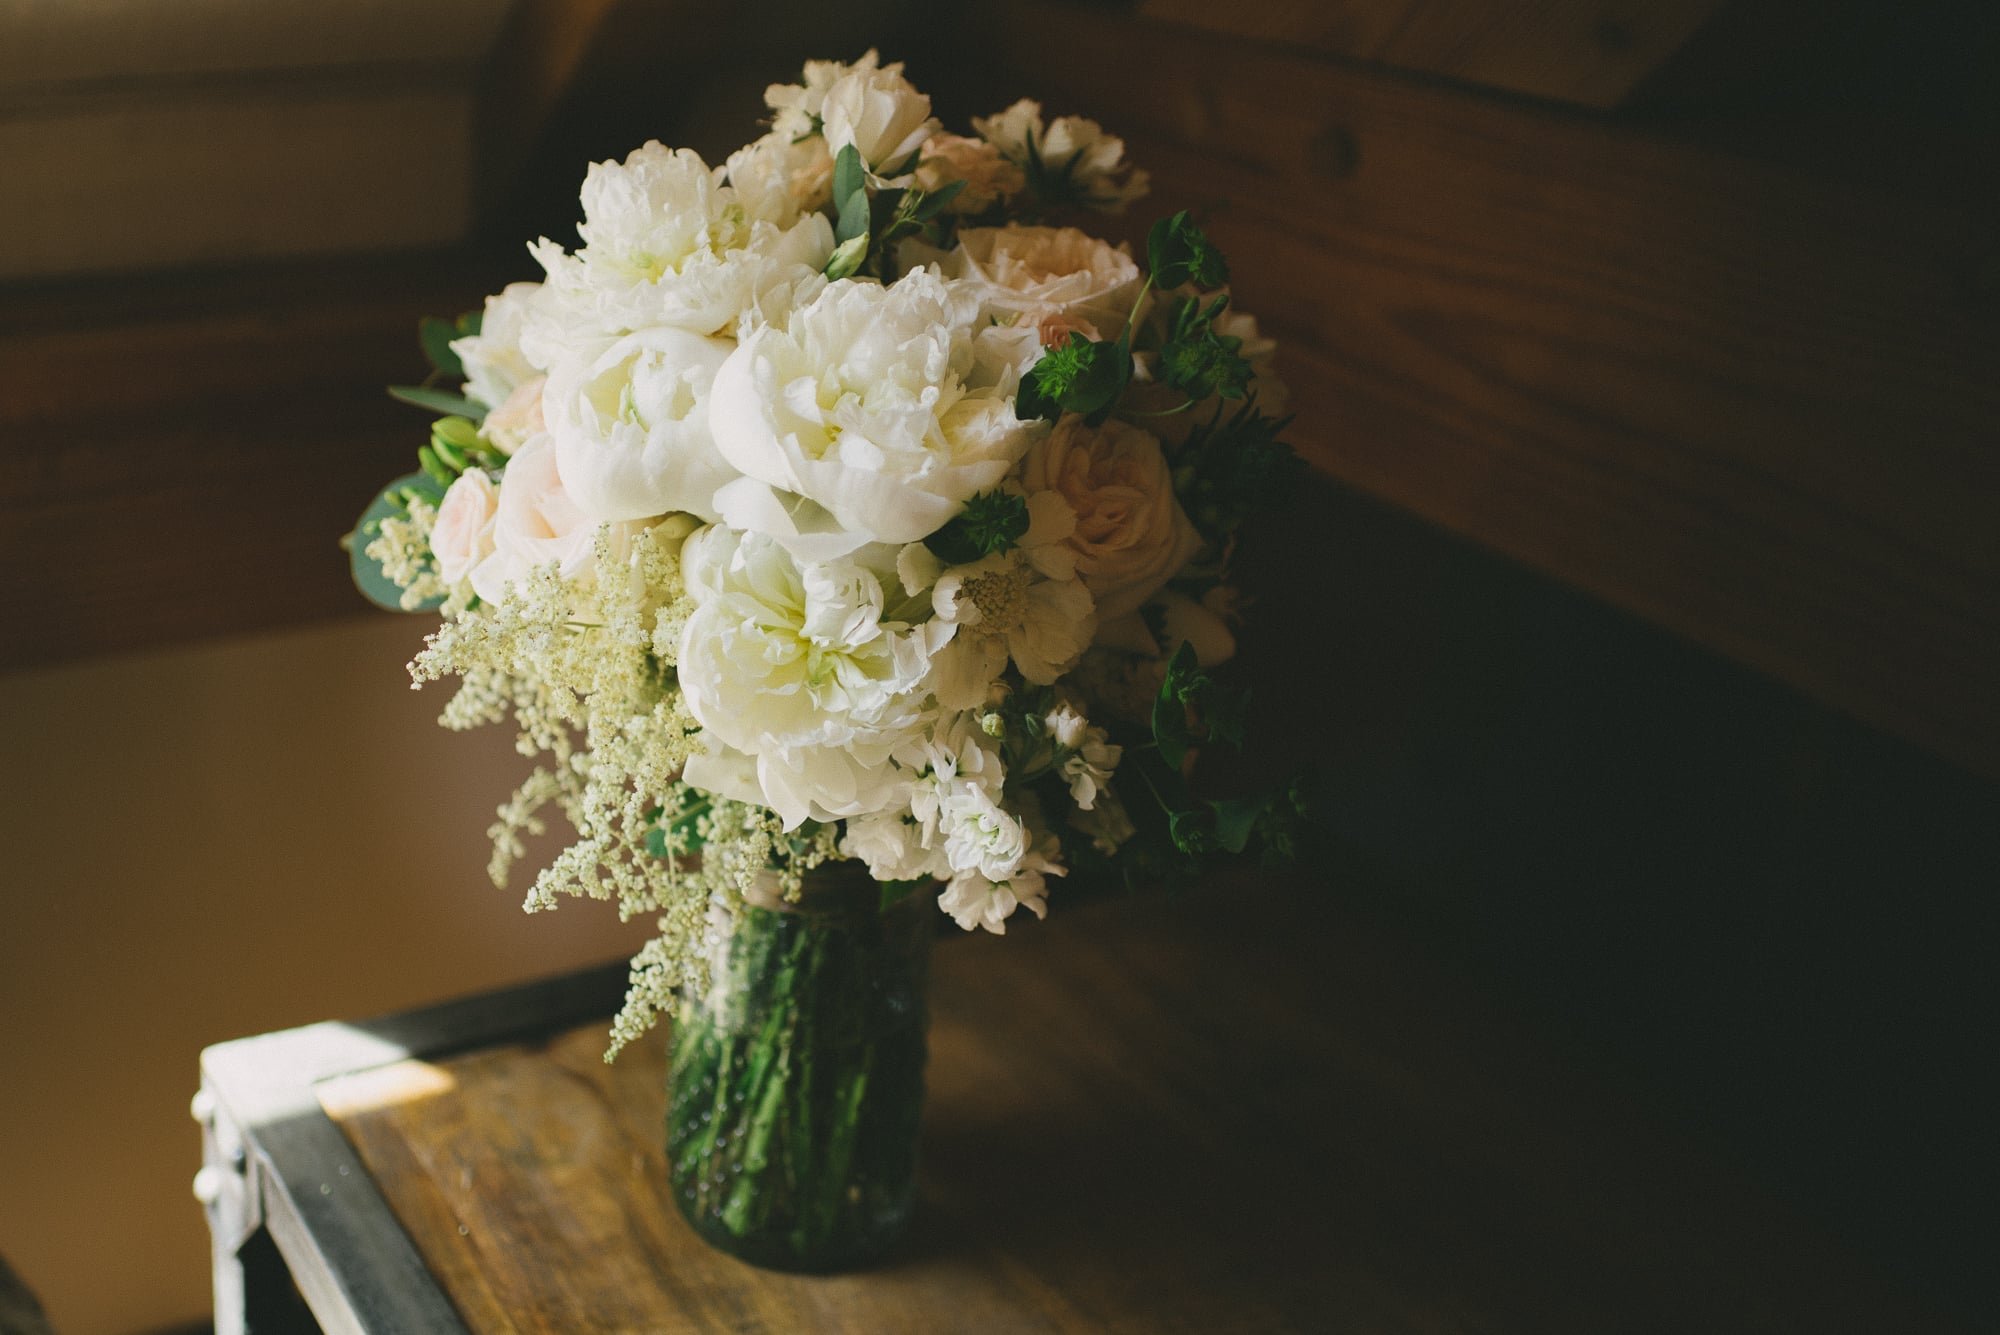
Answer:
1018;331;1131;424
419;316;466;380
1147;211;1230;290
924;490;1031;565
1158;295;1252;402
1151;643;1250;770
877;877;932;910
388;384;487;421
347;471;445;612
1171;398;1303;537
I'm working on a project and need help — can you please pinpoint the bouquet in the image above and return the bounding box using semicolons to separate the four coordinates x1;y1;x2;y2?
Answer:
352;50;1305;1085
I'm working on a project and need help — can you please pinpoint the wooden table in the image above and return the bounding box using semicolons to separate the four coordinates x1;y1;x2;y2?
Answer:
194;882;1961;1333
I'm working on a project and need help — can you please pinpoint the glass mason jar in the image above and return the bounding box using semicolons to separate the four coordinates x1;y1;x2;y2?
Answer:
666;863;932;1271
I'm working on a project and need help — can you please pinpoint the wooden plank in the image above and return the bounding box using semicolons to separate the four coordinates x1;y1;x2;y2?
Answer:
984;3;2000;778
1135;0;1727;108
319;884;1961;1334
0;251;513;672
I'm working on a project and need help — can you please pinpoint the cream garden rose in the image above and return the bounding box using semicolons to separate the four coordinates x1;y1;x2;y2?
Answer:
468;434;637;604
912;133;1023;214
822;60;937;182
922;226;1141;345
431;469;498;586
544;326;737;522
480;375;546;457
1018;416;1202;620
708;267;1046;559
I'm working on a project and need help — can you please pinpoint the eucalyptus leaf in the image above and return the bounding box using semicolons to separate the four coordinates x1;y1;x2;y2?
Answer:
835;185;871;246
419;316;464;380
832;144;866;212
346;471;443;613
389;385;486;421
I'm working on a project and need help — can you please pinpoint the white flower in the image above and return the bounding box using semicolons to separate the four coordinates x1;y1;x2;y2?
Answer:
451;282;544;409
470;434;637;604
524;142;833;349
915;226;1141;343
765;51;879;140
480;375;546;457
973;99;1149;212
544;326;737;522
938;842;1063;934
912;134;1024;213
1070;787;1135;855
431;469;498;586
940;783;1029;880
1018;415;1202;619
929;491;1097;708
840;710;1006;882
822;60;937;182
676;525;946;828
1058;727;1121;811
724;130;834;223
840;811;948;883
708;269;1047;559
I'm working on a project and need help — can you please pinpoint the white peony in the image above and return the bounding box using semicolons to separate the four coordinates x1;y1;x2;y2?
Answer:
544;326;737;523
821;60;937;182
708;268;1047;559
430;469;498;586
451;282;545;410
915;226;1141;344
928;490;1097;708
1018;415;1202;620
973;99;1149;212
724;130;834;223
524;142;833;351
469;434;638;604
676;525;946;829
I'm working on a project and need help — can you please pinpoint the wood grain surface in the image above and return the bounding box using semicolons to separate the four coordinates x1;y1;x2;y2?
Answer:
0;251;511;672
319;883;1960;1334
1134;0;1726;108
988;4;2000;779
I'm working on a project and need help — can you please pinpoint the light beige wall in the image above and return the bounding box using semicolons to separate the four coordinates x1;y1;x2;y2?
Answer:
0;616;655;1334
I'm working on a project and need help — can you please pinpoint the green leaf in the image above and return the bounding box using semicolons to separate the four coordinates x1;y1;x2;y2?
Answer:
878;878;932;911
1020;332;1131;424
1152;642;1202;770
835;184;871;246
1209;794;1271;854
345;471;443;613
389;385;486;421
911;179;966;221
419;316;464;380
1158;295;1252;401
832;143;866;211
1148;211;1231;289
823;233;869;281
